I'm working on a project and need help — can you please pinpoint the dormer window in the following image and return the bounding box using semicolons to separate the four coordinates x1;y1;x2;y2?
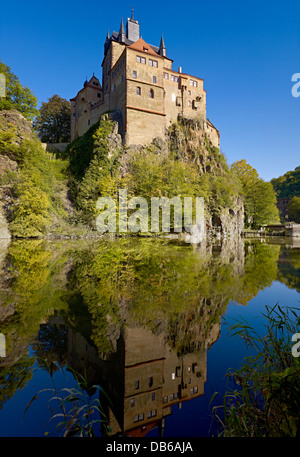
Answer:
143;47;149;52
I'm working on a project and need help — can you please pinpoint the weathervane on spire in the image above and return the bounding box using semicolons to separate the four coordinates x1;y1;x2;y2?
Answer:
131;7;134;20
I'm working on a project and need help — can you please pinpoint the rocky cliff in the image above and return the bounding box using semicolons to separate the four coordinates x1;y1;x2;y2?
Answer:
0;110;32;239
118;115;244;239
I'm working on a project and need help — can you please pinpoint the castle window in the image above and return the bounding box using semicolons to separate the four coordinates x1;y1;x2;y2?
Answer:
147;409;157;418
143;47;149;52
135;380;140;389
122;74;124;82
131;398;135;407
114;84;116;92
149;59;158;67
188;90;191;95
164;72;169;79
149;89;154;99
134;414;144;423
133;70;137;79
153;76;157;83
188;100;192;107
152;392;155;401
148;376;153;386
136;55;146;64
137;86;141;95
190;79;198;87
97;93;101;98
163;396;168;403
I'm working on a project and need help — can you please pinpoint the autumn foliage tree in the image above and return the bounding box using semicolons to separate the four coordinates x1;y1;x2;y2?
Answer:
35;94;71;143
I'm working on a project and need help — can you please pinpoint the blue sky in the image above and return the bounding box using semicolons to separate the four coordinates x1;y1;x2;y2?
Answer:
1;0;299;181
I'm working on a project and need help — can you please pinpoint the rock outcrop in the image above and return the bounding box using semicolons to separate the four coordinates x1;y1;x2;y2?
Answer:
0;109;32;145
0;110;33;239
167;117;225;175
0;207;10;239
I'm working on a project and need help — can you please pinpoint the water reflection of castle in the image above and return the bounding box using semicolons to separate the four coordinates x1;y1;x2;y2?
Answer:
68;323;220;436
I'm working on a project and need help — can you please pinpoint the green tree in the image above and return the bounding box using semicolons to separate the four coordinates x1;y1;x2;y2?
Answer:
0;63;38;120
231;159;280;228
271;166;300;199
35;94;71;143
288;196;300;223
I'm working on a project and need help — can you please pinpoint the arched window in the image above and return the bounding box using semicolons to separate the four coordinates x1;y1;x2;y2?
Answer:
149;89;154;98
137;86;141;95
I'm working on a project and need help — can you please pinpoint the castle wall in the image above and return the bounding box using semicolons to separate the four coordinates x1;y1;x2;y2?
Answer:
110;51;127;134
126;108;165;145
111;41;126;68
205;119;220;148
124;46;166;144
70;78;103;140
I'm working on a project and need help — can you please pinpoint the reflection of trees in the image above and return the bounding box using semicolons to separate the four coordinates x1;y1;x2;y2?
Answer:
277;247;300;293
232;241;280;305
1;240;69;344
0;355;34;411
68;238;282;358
0;239;70;406
31;323;68;367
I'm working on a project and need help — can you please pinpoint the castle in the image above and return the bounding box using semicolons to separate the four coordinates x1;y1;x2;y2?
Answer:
70;12;220;148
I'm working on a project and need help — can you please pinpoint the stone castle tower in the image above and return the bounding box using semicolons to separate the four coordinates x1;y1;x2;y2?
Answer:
70;12;219;147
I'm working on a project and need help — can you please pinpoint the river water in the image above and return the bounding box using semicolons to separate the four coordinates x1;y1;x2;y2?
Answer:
0;236;299;437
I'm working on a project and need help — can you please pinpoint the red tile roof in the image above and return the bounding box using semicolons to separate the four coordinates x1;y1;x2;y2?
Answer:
128;38;161;57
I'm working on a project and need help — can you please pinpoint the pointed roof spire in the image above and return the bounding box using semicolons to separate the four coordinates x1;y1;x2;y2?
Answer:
119;18;126;42
131;7;135;20
104;28;111;52
158;33;166;57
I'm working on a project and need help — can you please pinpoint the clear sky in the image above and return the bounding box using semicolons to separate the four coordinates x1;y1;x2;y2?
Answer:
1;0;299;181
